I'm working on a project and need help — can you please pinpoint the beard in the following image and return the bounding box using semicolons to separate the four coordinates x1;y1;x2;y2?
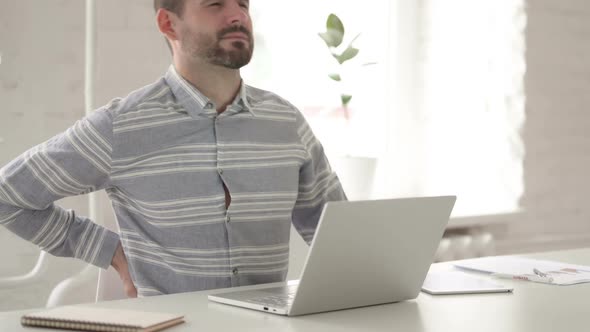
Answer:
181;25;254;69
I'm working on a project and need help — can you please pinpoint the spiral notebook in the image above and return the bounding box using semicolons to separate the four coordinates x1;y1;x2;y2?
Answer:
21;306;184;332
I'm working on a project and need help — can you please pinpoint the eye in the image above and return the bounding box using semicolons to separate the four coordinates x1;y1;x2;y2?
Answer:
239;1;249;9
209;2;221;7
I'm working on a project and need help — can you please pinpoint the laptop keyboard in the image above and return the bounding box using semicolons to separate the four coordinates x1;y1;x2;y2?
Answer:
246;286;298;308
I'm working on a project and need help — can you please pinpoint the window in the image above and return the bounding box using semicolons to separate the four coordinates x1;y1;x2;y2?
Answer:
416;0;526;216
240;0;525;217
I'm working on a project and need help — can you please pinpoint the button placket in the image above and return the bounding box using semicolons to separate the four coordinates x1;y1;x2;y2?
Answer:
215;113;236;282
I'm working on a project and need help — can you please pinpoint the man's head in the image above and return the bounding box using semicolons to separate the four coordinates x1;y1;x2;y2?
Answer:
155;0;254;70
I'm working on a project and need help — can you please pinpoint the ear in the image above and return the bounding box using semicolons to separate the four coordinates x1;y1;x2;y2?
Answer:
156;8;179;42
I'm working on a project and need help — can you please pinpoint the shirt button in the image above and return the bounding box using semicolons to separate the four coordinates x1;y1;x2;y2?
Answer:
218;168;223;175
232;267;239;275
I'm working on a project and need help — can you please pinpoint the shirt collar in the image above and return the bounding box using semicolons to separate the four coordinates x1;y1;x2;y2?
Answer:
164;65;254;119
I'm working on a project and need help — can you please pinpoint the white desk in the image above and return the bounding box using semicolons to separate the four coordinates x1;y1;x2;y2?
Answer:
2;248;589;332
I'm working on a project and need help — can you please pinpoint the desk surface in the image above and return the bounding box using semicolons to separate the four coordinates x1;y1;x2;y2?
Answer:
2;248;589;332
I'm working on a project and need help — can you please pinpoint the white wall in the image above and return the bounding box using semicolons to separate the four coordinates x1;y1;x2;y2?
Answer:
1;0;589;311
490;0;590;253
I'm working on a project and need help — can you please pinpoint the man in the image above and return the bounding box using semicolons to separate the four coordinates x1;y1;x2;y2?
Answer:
0;0;346;298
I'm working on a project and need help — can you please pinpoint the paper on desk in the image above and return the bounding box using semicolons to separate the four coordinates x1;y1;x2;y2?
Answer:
453;256;590;285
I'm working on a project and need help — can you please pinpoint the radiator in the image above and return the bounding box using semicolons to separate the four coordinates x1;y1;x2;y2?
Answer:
434;231;496;262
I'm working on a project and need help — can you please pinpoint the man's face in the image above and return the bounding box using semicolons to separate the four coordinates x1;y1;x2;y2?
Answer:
176;0;254;69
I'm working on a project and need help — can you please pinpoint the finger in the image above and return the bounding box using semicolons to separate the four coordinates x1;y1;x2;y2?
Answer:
125;280;138;298
119;264;138;298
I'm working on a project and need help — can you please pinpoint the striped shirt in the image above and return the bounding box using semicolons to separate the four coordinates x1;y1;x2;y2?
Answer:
0;65;346;296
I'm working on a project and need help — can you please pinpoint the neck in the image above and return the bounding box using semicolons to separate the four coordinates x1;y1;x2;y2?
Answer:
173;56;242;113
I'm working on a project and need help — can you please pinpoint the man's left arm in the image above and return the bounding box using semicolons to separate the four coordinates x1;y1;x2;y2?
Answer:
291;116;347;244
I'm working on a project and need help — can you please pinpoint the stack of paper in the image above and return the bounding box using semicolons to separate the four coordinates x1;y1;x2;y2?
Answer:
454;256;590;285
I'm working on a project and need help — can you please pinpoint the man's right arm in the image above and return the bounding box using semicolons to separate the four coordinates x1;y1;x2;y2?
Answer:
0;108;119;269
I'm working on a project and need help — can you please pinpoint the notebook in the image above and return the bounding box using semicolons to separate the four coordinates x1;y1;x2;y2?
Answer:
421;270;513;295
21;306;184;332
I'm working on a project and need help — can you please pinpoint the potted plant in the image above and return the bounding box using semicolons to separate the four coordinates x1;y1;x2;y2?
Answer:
318;13;377;200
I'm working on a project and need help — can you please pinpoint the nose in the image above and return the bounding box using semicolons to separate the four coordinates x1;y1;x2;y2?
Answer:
225;1;250;26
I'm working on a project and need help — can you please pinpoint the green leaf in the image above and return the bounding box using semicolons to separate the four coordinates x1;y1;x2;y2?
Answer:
318;14;344;48
318;32;340;48
332;33;361;64
327;14;345;36
333;46;359;64
341;94;352;106
328;73;341;81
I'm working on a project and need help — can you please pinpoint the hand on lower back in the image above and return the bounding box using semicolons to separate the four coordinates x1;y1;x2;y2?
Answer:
110;242;138;298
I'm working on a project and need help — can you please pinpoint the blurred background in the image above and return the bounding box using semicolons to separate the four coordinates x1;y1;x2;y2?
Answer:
1;0;589;311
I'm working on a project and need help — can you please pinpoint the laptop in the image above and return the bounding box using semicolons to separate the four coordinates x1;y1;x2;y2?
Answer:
208;196;456;316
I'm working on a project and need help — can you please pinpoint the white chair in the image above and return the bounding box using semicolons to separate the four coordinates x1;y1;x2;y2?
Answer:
46;265;99;307
0;250;114;308
43;260;126;308
44;266;126;307
0;251;51;289
96;266;127;301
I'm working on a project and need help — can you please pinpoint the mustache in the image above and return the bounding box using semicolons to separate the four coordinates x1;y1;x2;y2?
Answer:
218;25;252;41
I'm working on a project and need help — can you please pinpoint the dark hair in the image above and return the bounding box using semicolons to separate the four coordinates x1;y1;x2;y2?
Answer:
153;0;186;16
154;0;186;53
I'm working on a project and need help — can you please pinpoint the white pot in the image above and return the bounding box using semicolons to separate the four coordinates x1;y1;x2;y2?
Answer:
329;156;377;201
